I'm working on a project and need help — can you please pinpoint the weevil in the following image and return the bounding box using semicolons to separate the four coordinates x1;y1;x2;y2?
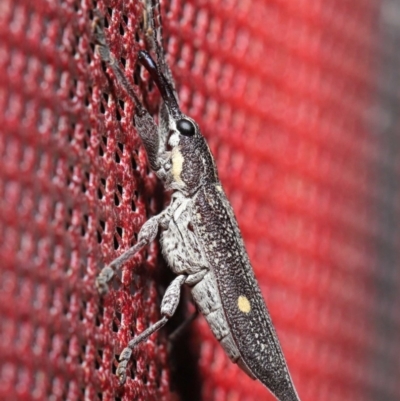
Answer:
94;1;301;400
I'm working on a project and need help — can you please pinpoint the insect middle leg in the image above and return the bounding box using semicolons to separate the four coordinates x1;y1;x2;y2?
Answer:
116;274;186;384
96;213;162;294
96;193;186;293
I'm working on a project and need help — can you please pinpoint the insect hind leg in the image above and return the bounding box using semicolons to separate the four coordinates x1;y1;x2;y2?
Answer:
116;275;186;384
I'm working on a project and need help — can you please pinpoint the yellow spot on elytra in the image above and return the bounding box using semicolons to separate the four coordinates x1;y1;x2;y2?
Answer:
238;295;251;313
216;185;223;192
171;147;184;184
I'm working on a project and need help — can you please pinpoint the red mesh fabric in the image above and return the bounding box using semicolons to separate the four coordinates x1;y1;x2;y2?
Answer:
1;0;400;401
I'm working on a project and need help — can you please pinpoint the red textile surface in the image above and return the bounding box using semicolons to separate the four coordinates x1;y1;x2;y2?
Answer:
1;0;399;400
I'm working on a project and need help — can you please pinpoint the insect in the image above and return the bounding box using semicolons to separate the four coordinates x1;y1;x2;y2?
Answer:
93;1;301;400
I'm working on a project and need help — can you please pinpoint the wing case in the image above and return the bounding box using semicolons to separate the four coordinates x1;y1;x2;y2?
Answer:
193;183;299;401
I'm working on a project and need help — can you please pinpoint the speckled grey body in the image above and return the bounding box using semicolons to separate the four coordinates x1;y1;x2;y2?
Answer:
156;183;299;400
94;1;301;399
160;195;245;364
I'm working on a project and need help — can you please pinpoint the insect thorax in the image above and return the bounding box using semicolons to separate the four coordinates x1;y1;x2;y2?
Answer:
160;195;209;275
157;127;219;195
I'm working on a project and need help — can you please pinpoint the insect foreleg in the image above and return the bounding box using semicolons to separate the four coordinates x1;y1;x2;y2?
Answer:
134;112;161;171
116;274;186;384
93;16;146;116
93;16;162;170
142;0;176;92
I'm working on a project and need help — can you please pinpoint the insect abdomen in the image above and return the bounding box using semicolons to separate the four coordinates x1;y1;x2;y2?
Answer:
190;270;244;363
193;184;300;401
190;261;279;384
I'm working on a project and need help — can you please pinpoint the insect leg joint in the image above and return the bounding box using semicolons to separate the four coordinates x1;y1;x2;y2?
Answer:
116;274;186;384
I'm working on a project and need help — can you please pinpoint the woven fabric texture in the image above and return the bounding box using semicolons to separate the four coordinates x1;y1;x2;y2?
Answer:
1;0;400;400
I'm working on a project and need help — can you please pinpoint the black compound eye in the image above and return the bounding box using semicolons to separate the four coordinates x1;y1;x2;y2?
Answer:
176;118;196;137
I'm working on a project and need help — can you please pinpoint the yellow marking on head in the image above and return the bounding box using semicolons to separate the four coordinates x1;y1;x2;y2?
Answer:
238;295;251;313
171;147;184;184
